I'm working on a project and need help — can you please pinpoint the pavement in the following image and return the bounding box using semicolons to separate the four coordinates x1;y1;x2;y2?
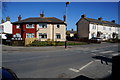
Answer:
2;42;120;79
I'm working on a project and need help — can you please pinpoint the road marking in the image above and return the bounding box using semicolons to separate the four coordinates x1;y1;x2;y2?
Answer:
78;61;94;71
100;51;114;54
112;53;119;56
92;53;96;55
69;68;79;72
69;61;94;72
91;50;100;52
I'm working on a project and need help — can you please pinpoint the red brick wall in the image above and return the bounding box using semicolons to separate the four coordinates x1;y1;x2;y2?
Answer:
12;24;21;37
12;24;37;40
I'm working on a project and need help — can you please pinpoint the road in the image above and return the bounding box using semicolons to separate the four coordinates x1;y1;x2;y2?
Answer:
2;42;120;79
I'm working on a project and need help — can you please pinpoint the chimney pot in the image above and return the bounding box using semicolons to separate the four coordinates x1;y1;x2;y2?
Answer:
6;16;10;21
1;19;4;23
81;14;86;18
63;15;66;21
18;15;21;21
40;11;44;17
71;29;74;31
112;20;115;23
98;17;102;21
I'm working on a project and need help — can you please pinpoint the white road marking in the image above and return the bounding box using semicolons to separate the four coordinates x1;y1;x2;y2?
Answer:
92;53;96;55
112;53;119;56
91;50;100;52
79;61;94;71
100;51;114;54
69;68;79;72
69;61;94;72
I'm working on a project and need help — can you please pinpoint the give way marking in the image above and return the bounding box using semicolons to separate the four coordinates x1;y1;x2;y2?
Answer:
69;61;95;73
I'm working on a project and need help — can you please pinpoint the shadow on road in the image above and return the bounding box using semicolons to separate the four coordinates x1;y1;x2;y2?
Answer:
92;56;112;65
71;75;112;80
71;75;94;80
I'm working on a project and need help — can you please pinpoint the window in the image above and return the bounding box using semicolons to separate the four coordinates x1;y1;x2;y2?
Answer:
56;24;60;28
56;33;61;39
39;23;47;28
39;33;47;39
108;34;111;39
109;28;111;31
92;24;96;29
26;33;34;38
91;33;96;38
16;25;20;28
0;25;4;33
103;26;106;30
26;24;34;28
13;33;21;38
103;34;106;39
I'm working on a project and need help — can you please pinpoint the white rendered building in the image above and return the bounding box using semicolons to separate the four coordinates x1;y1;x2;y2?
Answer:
76;15;120;40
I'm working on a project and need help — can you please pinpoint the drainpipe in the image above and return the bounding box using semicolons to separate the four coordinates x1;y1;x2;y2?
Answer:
52;24;54;41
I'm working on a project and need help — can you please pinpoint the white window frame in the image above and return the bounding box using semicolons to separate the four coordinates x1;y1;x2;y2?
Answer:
39;23;47;28
26;33;35;38
56;24;60;28
39;33;47;39
26;24;34;28
16;25;20;29
92;24;96;29
13;33;21;38
103;26;106;30
109;27;111;31
56;33;61;39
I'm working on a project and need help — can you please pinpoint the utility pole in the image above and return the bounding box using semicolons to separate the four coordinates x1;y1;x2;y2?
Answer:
65;2;70;48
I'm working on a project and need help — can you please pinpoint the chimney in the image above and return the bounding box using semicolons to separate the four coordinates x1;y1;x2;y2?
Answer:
71;29;74;31
18;15;21;21
40;11;44;17
81;14;86;18
63;15;66;21
98;17;102;21
112;20;115;23
6;16;10;21
1;19;4;23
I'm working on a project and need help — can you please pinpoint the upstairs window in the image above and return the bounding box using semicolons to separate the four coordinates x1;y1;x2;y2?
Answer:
26;24;34;28
39;23;47;28
56;24;60;28
56;33;61;39
92;24;96;29
39;33;47;39
109;28;111;31
16;25;20;29
103;26;106;30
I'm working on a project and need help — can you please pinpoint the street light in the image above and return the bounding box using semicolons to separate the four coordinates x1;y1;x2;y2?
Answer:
65;2;70;48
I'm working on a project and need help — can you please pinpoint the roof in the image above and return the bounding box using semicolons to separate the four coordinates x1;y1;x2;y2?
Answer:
12;17;66;24
67;30;77;34
76;17;120;27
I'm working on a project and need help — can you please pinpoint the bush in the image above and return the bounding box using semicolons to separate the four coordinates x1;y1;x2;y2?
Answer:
30;40;88;46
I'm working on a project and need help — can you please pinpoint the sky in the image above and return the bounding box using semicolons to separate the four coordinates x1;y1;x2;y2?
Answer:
2;2;119;31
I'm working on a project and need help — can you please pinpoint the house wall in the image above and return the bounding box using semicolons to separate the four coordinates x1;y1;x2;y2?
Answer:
77;19;89;39
22;24;37;39
12;24;37;40
89;23;120;40
1;21;12;34
37;24;66;41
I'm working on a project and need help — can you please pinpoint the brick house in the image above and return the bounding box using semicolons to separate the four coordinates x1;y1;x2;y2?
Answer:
12;13;66;41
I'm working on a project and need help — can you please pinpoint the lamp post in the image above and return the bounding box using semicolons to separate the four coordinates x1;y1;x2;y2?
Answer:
65;2;70;48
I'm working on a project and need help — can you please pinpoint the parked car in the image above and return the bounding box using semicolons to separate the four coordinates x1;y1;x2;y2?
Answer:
90;37;102;43
1;67;19;80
